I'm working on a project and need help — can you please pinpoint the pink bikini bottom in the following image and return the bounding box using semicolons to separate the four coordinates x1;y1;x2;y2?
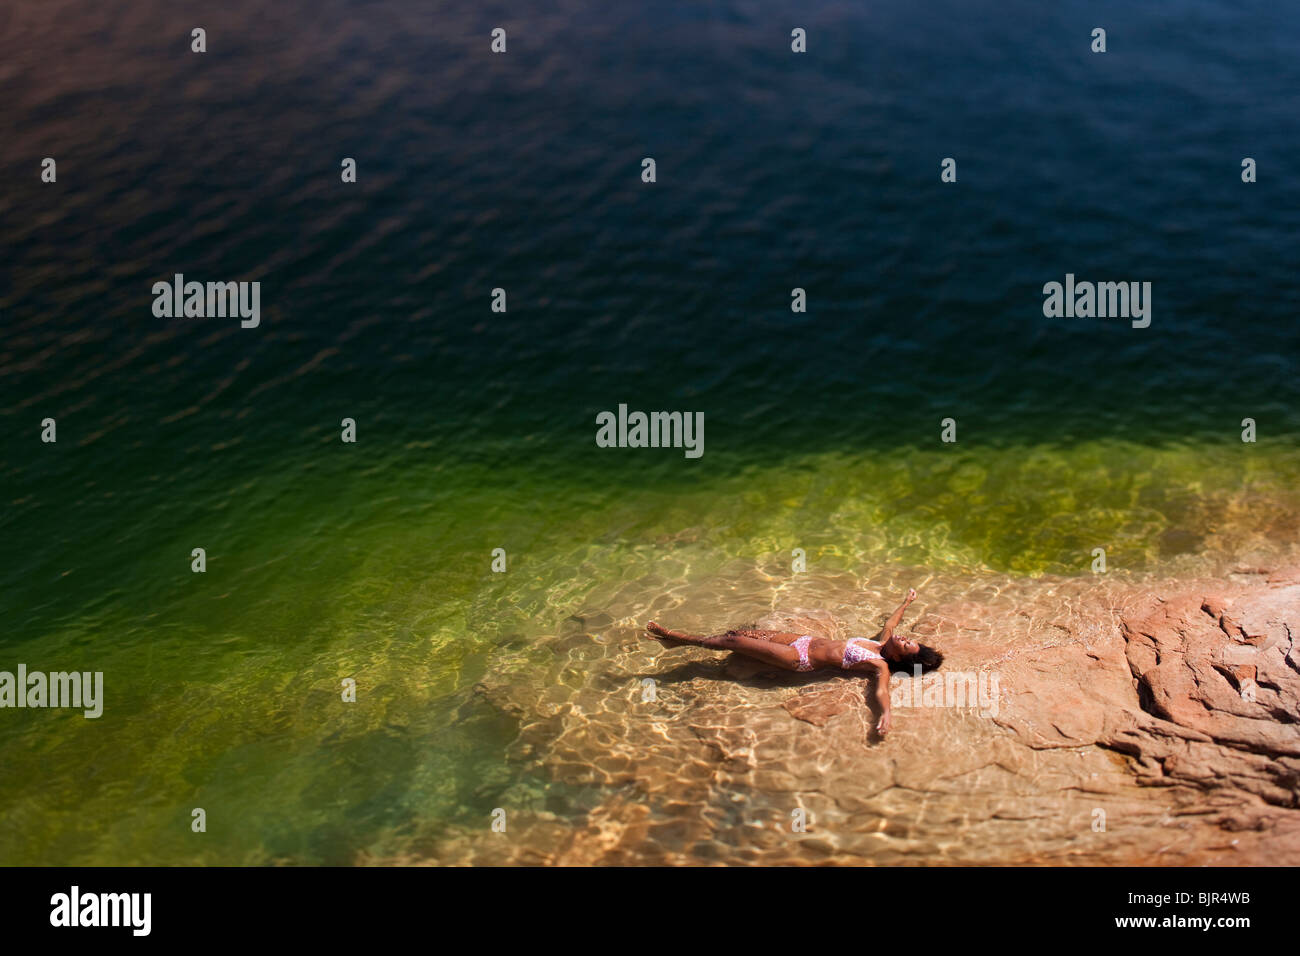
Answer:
791;635;815;672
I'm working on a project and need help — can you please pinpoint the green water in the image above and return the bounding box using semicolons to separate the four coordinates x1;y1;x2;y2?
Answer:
4;435;1296;864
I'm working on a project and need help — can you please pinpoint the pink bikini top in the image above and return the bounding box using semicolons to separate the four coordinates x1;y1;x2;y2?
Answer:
841;638;882;668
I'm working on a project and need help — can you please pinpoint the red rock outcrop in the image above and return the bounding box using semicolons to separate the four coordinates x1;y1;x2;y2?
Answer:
992;566;1300;854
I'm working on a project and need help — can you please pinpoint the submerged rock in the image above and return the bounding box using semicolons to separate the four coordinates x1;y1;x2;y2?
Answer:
415;565;1300;865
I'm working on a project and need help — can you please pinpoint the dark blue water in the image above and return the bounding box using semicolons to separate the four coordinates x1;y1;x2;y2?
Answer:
4;0;1297;459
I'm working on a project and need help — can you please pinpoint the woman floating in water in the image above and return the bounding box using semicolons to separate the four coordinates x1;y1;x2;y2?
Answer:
645;588;943;737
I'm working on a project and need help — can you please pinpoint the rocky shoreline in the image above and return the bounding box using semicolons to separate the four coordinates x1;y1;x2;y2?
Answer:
993;564;1300;857
404;563;1300;865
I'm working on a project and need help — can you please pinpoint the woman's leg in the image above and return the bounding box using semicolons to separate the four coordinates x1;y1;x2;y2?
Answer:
725;628;806;646
647;623;803;645
646;622;806;671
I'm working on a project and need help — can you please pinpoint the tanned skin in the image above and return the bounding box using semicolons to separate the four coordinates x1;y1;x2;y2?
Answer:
645;588;919;737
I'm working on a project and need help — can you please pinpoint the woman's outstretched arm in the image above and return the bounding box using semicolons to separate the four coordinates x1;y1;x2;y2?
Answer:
871;660;892;736
878;587;917;640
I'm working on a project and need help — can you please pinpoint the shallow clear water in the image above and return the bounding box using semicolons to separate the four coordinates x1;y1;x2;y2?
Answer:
1;0;1298;864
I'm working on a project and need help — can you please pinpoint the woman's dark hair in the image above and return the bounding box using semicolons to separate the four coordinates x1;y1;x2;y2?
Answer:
888;643;944;674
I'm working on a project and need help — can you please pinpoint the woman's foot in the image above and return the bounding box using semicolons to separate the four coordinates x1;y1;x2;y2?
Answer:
645;621;692;647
